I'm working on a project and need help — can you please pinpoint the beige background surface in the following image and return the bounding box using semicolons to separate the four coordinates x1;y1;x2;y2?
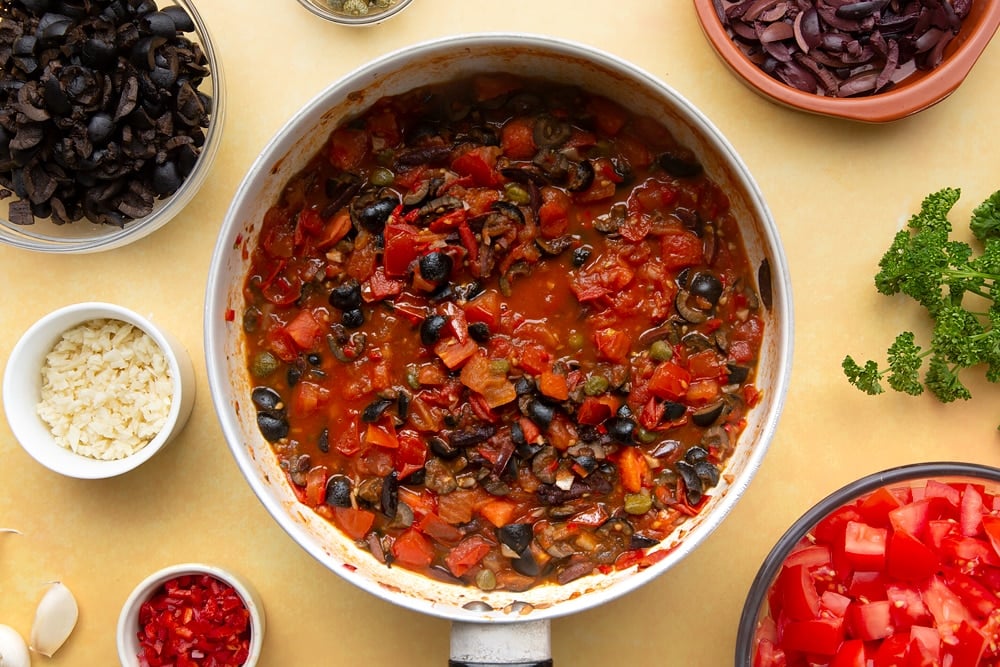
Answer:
2;1;1000;664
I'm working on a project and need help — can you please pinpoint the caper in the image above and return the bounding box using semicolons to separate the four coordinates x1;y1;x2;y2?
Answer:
567;331;585;350
490;359;510;375
475;568;497;590
606;416;635;443
583;374;610;396
369;166;395;187
624;492;653;515
504;182;530;205
634;426;658;444
650;340;673;361
251;351;280;378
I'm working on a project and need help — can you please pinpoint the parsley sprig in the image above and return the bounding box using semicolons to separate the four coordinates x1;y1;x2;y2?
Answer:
842;188;1000;410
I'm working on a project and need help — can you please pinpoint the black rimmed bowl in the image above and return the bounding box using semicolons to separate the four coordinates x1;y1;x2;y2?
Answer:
736;461;1000;666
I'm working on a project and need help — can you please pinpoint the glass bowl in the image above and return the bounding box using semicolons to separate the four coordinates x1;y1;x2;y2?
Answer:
0;0;226;253
736;461;1000;666
295;0;414;25
693;0;1000;123
116;563;265;666
2;302;196;479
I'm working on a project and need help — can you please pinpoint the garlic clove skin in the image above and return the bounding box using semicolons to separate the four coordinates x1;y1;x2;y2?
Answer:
0;624;31;667
29;582;78;658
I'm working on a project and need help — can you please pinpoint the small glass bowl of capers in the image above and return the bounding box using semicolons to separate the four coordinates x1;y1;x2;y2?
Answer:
296;0;414;25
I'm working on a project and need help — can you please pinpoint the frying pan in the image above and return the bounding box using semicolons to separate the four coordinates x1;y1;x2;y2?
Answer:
204;33;793;665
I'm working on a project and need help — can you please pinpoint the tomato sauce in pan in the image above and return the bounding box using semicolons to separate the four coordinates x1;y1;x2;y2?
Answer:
240;74;765;590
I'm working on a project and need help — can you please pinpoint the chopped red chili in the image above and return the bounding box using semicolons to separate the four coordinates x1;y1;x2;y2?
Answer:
241;74;766;590
136;574;252;667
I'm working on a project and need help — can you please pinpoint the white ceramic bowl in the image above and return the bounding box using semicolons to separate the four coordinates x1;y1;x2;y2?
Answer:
0;0;226;253
3;302;196;479
205;32;793;662
116;562;265;667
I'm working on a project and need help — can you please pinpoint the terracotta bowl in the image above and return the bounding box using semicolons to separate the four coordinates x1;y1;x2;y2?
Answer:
693;0;1000;122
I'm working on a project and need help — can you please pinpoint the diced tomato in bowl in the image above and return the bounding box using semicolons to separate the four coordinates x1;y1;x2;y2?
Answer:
737;463;1000;667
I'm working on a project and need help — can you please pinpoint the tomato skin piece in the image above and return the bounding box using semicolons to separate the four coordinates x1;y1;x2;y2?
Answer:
777;563;821;621
500;117;537;160
328;126;370;171
983;514;1000;557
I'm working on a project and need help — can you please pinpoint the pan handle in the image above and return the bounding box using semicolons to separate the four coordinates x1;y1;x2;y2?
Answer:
449;619;552;666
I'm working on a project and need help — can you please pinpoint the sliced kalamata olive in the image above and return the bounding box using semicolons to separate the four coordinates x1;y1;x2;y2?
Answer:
362;397;394;423
324;173;363;215
532;114;571;148
497;522;533;554
428;435;460;460
151;161;180;195
491;200;525;224
326;474;353;508
836;0;888;19
688;271;723;306
381;471;399;519
651;438;680;458
318;428;330;453
251;386;282;412
512;551;542;577
605;417;636;443
161;5;195;31
685;446;710;464
675;289;709;323
535;235;574;256
676;460;703;506
342;308;364;329
758;258;773;310
726;363;750;384
449;424;497;448
692;400;725;427
565;159;595;192
514;376;535;396
43;76;71;115
630;533;661;549
142;11;177;38
525;399;555;429
572;245;592;266
327;329;367;363
351;195;397;233
87;112;115;145
256;412;289;442
694;460;721;487
329;278;362;311
420;314;447;346
532;148;568;180
657;149;703;178
419;251;452;284
468;321;491;343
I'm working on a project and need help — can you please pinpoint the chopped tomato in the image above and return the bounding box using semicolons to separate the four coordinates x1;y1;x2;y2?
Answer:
333;507;375;541
660;230;703;269
479;499;517;528
460;352;517;408
445;535;493;577
452;146;500;187
537;370;569;401
284;310;323;351
538;186;571;239
594;327;630;364
646;361;691;401
617;446;648;494
500;117;537;160
586;95;628;136
392;528;435;568
328;126;369;171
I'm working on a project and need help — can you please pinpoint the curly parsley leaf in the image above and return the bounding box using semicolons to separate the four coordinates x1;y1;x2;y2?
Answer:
844;188;1000;425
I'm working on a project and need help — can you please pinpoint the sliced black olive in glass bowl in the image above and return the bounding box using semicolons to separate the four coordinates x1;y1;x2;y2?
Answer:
0;0;225;253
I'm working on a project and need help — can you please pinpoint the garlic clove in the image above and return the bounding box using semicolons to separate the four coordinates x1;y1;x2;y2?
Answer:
29;582;78;658
0;624;30;667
